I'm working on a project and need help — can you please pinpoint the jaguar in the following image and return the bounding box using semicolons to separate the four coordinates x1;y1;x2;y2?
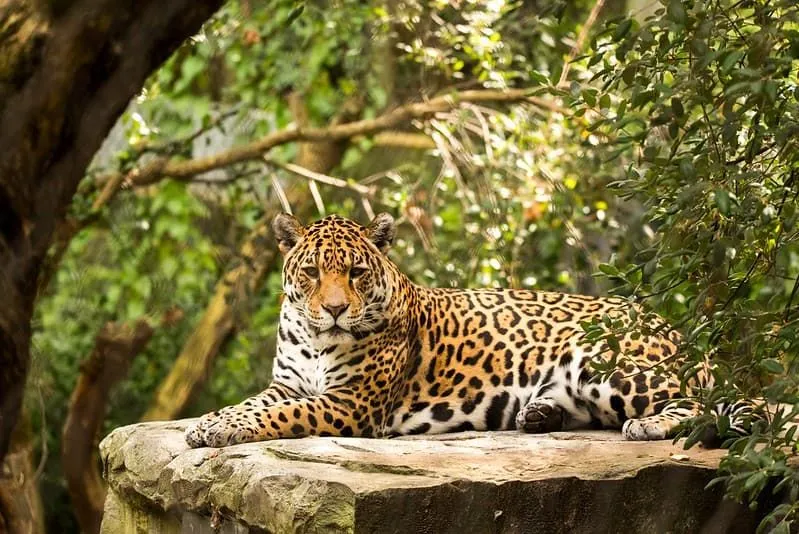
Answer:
186;213;726;447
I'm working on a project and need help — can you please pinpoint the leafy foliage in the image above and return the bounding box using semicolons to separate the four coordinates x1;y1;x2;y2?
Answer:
574;0;799;529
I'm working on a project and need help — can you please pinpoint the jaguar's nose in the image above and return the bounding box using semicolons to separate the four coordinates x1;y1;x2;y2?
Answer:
322;303;349;319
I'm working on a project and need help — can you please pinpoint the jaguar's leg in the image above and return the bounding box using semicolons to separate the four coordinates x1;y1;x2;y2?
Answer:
185;381;300;447
185;387;381;447
700;398;771;448
515;397;565;433
248;381;300;405
622;399;700;441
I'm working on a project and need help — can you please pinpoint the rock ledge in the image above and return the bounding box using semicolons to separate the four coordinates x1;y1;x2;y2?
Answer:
100;420;756;533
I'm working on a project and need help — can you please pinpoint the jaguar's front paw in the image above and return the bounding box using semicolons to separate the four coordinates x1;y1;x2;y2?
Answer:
185;412;217;448
184;408;257;448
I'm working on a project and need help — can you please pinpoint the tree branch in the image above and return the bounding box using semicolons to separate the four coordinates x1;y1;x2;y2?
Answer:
97;89;551;196
62;320;155;534
373;131;437;149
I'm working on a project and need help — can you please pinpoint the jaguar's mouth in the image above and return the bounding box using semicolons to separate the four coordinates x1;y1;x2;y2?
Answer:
317;325;351;336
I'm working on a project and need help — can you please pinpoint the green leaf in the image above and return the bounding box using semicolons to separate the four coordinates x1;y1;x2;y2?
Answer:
284;3;305;26
744;471;767;492
126;299;146;319
631;89;656;109
760;359;784;375
588;52;605;67
671;97;684;118
717;414;730;436
613;19;633;42
667;0;686;25
582;88;597;107
179;56;206;87
621;66;636;85
720;51;744;73
714;189;731;215
678;159;695;179
684;424;708;449
598;263;620;276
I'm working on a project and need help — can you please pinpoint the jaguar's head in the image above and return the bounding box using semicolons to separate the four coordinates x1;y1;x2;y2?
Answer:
273;213;397;341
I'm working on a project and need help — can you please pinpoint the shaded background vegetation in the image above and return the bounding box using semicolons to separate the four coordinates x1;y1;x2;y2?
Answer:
1;0;797;532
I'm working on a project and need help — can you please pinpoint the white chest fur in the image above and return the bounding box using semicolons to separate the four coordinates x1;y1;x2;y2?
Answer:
272;302;348;396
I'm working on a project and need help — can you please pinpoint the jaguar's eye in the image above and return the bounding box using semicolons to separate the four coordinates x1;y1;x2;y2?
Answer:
350;267;367;279
302;266;319;278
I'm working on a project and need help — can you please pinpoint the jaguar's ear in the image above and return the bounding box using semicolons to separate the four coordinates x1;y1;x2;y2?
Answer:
272;213;305;255
366;213;396;254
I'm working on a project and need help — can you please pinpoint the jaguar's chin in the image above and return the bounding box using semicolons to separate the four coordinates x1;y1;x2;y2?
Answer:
315;325;353;340
328;325;350;335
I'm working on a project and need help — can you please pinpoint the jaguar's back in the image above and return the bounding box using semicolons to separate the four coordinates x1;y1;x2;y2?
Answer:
387;286;686;438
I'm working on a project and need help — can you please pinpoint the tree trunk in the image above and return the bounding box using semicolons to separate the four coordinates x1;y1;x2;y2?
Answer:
141;219;278;421
0;414;45;534
62;321;154;534
0;0;223;464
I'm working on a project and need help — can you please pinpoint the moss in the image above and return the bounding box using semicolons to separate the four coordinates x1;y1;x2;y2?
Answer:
305;493;355;534
102;491;181;534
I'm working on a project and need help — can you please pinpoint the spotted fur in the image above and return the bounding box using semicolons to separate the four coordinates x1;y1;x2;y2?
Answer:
186;213;714;447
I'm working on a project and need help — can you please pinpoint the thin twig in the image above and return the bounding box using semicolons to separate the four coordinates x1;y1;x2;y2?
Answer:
265;157;374;196
190;167;261;184
271;175;292;214
721;253;762;311
373;131;436;149
308;180;326;216
558;0;607;88
360;168;405;186
33;386;47;481
92;172;127;211
462;103;495;163
784;276;799;322
360;196;376;220
138;106;241;155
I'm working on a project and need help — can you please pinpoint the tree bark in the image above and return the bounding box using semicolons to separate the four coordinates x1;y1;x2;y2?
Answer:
0;0;223;464
62;321;154;534
0;414;45;534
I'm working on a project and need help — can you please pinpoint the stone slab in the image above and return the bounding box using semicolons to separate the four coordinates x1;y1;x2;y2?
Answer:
100;420;760;534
